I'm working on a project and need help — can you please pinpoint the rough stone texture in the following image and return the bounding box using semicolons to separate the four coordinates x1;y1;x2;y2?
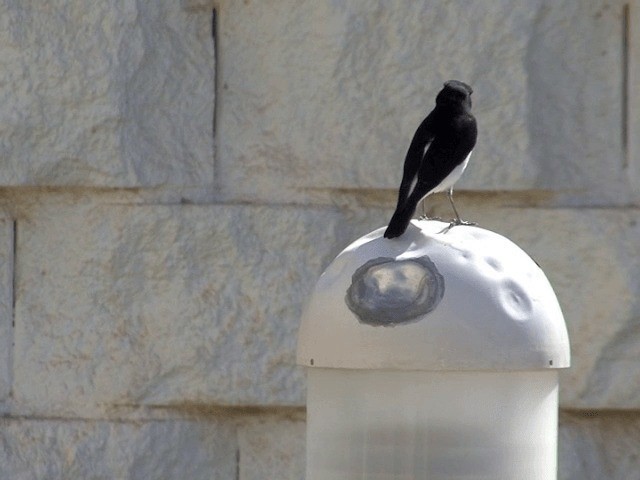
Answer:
13;203;363;417
0;1;214;187
12;201;640;416
238;415;305;480
559;411;640;480
526;0;629;201
181;0;215;11
217;0;631;200
0;218;13;402
0;417;237;480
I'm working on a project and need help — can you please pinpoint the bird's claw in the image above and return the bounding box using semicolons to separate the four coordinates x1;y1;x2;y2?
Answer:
439;218;477;233
451;219;477;227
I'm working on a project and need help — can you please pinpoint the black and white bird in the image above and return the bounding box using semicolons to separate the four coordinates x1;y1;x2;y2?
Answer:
384;80;477;239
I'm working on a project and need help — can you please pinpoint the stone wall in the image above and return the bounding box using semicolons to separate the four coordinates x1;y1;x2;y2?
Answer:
0;0;638;478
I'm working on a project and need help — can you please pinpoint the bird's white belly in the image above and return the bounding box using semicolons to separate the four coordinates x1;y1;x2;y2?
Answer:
431;152;471;194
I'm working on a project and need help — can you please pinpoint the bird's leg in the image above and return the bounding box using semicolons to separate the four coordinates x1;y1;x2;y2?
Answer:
418;197;443;221
418;198;428;220
445;188;476;230
448;188;462;223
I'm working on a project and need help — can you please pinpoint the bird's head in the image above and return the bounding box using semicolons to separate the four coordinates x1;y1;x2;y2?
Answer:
436;80;473;110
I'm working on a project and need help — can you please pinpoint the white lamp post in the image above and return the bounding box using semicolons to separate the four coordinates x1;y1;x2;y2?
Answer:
297;220;570;480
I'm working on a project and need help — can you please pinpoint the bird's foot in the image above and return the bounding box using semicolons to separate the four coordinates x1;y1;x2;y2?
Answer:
440;218;477;233
418;215;443;221
451;218;477;227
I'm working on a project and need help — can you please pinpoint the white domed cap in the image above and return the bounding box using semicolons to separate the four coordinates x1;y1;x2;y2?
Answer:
297;220;570;371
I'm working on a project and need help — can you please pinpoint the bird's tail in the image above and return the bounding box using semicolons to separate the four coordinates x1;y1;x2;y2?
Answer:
383;204;417;239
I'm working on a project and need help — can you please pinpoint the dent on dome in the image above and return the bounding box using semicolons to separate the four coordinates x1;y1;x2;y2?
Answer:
345;255;445;326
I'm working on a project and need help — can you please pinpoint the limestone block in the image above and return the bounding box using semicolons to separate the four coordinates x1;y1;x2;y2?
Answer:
0;417;236;480
0;1;214;187
526;1;629;201
460;206;640;409
238;415;305;480
12;201;640;415
559;411;640;480
13;203;357;417
0;218;13;402
217;0;628;198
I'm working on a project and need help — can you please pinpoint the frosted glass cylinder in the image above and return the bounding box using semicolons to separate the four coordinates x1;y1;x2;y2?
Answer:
306;368;559;480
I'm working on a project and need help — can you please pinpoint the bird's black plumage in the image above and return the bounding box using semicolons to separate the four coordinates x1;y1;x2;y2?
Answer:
384;80;477;239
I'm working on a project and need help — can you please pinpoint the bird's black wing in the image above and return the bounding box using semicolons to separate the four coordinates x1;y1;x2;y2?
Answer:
393;111;437;211
383;149;455;239
417;123;475;185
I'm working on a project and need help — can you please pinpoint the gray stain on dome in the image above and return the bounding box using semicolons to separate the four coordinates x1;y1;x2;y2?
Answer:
345;255;445;326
